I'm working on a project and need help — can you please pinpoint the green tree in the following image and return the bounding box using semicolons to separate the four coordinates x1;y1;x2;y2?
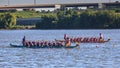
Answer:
35;9;120;29
78;10;95;29
36;14;58;29
0;13;16;29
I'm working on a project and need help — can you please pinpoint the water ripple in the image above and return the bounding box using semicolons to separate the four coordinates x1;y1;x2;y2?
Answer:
0;30;120;68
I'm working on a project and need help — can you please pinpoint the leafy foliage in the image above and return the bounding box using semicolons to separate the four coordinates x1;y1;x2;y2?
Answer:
36;10;120;29
36;14;58;29
0;13;16;28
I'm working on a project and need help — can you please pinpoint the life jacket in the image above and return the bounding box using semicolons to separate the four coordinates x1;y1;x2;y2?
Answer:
75;42;80;46
99;39;104;43
65;39;71;46
66;42;70;46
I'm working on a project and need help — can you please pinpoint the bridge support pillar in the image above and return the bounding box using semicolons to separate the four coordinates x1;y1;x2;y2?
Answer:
98;3;105;9
87;6;96;9
55;4;66;10
87;3;105;10
55;5;61;9
98;3;103;9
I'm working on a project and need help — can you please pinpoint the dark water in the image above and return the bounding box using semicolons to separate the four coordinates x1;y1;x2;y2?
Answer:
0;29;120;68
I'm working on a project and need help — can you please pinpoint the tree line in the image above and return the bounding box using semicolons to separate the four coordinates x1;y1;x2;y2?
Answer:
36;10;120;29
0;10;120;29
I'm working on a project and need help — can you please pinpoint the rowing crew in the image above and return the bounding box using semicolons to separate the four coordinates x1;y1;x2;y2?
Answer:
22;36;64;47
64;33;104;43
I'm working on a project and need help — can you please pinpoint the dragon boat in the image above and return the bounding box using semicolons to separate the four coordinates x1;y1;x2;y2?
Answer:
55;34;110;43
10;36;79;48
10;33;110;48
55;38;110;43
10;43;79;48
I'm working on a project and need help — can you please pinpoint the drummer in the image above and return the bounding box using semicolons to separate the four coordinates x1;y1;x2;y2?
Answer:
99;33;104;43
22;36;26;46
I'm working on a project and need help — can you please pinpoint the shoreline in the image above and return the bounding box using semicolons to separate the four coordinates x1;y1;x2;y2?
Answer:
0;28;120;30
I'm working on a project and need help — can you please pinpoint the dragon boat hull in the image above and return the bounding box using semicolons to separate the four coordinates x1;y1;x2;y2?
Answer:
55;38;110;43
10;44;79;48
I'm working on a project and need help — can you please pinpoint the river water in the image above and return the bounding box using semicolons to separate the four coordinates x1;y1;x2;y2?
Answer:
0;29;120;68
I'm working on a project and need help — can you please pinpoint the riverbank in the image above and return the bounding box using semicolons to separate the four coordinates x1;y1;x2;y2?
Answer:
0;25;35;30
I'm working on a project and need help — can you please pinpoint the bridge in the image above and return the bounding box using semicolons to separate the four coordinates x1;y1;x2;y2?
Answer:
0;2;120;10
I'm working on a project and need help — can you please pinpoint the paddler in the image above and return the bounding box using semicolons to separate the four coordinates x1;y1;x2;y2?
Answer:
99;33;104;43
64;34;69;40
65;37;71;46
75;42;80;46
22;36;26;46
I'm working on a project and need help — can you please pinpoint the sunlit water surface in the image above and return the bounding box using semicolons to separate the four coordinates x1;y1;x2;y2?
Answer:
0;29;120;68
